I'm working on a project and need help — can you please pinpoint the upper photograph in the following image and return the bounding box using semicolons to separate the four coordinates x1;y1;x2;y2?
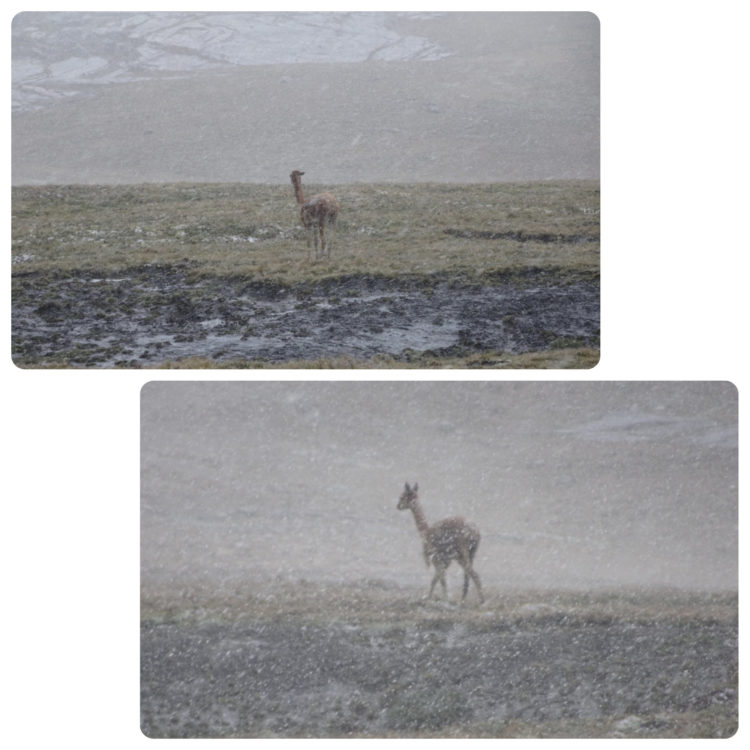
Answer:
11;11;600;369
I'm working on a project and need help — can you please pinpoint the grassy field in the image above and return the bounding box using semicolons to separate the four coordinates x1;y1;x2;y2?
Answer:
12;181;599;367
12;180;599;279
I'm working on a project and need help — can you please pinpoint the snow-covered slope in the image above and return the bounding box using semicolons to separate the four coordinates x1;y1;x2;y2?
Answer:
11;12;599;184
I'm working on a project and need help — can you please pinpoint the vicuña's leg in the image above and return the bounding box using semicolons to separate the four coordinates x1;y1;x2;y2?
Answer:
325;216;336;256
440;571;448;598
462;566;483;603
318;224;326;257
429;562;448;599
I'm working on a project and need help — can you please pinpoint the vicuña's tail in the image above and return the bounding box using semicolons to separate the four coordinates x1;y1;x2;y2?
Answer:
468;534;480;564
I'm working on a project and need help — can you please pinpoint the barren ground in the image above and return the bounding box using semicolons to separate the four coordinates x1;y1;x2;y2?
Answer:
140;583;737;739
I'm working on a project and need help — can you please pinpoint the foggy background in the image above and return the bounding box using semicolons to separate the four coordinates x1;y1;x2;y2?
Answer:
12;11;599;184
141;382;737;597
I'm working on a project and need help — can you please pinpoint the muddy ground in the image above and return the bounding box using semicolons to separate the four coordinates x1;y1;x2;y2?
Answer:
12;266;598;367
140;584;736;738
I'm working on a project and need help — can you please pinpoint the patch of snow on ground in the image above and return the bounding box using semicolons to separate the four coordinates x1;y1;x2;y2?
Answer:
11;11;450;112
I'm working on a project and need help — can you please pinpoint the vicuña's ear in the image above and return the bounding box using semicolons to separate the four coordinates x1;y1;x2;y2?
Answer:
404;482;410;491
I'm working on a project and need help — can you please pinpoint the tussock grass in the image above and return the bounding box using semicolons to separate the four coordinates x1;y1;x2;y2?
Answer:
155;347;600;370
141;579;737;629
12;181;599;284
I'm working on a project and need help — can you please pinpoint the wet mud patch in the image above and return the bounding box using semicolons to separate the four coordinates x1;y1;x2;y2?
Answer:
12;266;599;367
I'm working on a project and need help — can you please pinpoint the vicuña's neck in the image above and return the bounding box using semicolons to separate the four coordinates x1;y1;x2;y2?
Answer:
291;177;305;205
409;502;431;539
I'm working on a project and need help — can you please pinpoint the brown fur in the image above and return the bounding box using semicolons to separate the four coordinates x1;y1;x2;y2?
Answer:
289;170;340;258
398;482;484;603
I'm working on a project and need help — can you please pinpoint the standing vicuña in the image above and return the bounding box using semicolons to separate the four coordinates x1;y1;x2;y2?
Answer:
397;482;484;603
289;170;340;258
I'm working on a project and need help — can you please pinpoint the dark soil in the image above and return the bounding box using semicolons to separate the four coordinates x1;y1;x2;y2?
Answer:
443;228;599;243
140;589;737;738
12;266;599;367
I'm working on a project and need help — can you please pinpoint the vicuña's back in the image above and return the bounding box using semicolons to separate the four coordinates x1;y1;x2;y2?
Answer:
427;517;480;564
397;482;483;603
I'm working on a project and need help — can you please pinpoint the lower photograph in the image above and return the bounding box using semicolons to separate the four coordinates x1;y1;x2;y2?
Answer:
140;381;737;739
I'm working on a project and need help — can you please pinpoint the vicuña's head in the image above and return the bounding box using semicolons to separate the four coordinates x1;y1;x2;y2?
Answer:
398;482;419;510
290;170;305;180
